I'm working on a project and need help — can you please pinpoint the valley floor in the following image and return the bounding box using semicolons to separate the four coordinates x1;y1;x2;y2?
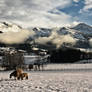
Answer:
0;64;92;92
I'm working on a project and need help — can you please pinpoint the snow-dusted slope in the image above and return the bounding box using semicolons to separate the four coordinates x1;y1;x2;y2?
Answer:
57;27;86;41
33;27;51;37
32;24;88;40
32;23;92;38
0;22;34;44
0;22;22;32
0;22;91;48
0;22;91;42
31;23;92;48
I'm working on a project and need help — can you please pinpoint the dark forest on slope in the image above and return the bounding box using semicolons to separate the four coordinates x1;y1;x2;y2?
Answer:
0;43;92;63
50;48;92;63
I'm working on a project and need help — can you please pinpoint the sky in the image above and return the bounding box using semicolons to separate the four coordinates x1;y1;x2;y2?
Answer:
0;0;92;28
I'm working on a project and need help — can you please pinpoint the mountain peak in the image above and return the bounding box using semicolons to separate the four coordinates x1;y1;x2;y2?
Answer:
71;23;92;34
76;23;91;27
0;22;22;32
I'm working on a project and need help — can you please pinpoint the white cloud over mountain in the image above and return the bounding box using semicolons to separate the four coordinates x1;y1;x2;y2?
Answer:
0;22;35;44
0;0;77;28
35;29;77;48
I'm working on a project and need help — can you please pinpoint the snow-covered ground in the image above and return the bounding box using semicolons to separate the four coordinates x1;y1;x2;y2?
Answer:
45;63;92;70
1;64;92;92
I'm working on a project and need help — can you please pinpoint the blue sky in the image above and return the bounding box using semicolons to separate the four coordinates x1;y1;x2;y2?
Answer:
60;0;84;17
60;0;92;25
0;0;92;28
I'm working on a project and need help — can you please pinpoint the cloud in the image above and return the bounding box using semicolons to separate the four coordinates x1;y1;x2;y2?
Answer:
0;23;35;44
0;0;75;28
73;0;80;3
52;34;77;48
80;0;92;13
35;29;77;48
69;21;80;27
83;0;92;11
0;30;35;44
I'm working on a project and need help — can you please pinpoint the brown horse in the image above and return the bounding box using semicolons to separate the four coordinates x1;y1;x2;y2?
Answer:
19;73;28;80
16;68;23;80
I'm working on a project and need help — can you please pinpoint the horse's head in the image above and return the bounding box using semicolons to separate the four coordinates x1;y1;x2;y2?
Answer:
9;73;12;78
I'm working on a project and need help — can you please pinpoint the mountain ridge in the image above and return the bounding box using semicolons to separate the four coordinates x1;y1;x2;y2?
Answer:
0;22;92;49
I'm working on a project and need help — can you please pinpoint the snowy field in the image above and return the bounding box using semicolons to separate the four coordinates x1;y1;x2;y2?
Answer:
1;64;92;92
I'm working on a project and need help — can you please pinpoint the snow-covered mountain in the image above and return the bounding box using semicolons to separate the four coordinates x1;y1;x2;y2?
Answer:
33;27;51;37
0;22;33;44
32;23;92;39
0;22;92;49
31;23;92;49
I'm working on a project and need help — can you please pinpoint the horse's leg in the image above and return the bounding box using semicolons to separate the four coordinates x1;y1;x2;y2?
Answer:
38;64;40;71
34;65;37;71
21;76;23;80
14;77;16;80
41;64;44;70
17;76;20;80
26;76;28;80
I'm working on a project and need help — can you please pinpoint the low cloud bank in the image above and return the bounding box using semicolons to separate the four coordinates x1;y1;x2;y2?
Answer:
0;22;35;44
35;30;77;48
